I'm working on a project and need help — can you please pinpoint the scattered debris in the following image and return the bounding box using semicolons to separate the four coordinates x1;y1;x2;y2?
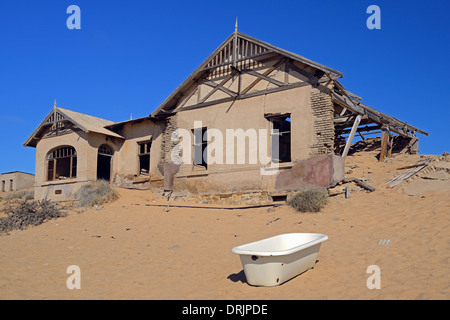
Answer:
328;177;374;196
345;186;351;198
421;171;449;180
328;185;347;196
386;159;431;188
162;190;173;212
396;160;430;171
353;178;375;192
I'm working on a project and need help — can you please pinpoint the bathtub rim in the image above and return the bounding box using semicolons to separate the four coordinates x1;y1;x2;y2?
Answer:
231;232;328;257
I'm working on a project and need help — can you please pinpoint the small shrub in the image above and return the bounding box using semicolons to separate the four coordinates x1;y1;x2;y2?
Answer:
73;180;118;207
0;199;67;234
288;188;329;213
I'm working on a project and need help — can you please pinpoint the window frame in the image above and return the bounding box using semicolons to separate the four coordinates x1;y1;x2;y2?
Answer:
192;127;208;170
46;146;77;181
137;140;152;176
269;114;292;163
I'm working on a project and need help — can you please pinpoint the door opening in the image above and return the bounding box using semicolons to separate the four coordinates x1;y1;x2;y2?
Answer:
97;145;113;182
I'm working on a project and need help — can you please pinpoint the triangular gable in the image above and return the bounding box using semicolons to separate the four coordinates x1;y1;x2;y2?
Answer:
24;106;123;147
203;32;342;76
151;32;342;117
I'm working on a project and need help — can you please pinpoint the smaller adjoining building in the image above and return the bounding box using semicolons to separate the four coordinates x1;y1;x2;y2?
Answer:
0;171;35;193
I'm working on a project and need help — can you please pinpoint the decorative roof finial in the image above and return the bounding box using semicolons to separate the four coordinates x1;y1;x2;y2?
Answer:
235;18;238;33
54;99;57;109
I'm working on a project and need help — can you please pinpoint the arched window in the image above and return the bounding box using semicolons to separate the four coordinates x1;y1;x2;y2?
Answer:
47;146;77;181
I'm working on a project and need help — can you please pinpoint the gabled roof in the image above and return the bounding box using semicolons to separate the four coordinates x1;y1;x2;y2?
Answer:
151;31;343;117
24;106;123;147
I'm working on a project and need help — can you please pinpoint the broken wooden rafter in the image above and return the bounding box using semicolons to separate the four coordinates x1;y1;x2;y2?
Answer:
339;125;382;135
334;114;357;124
328;177;375;196
341;114;362;158
379;125;390;162
396;160;430;170
353;178;376;192
385;159;431;188
330;78;428;139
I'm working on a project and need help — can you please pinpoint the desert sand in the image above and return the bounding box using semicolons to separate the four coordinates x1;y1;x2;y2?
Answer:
0;150;448;300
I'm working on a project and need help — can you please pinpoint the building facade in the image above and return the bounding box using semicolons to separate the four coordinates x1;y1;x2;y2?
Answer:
24;32;427;201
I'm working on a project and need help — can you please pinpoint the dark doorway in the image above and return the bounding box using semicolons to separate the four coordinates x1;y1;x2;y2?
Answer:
97;145;113;182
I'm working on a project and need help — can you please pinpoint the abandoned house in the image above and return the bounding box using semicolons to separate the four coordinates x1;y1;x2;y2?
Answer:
24;31;428;201
0;171;34;193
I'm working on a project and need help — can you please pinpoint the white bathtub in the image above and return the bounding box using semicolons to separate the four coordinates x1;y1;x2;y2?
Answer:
232;233;328;286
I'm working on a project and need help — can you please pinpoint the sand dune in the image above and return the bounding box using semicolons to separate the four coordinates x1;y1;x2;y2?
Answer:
0;151;448;300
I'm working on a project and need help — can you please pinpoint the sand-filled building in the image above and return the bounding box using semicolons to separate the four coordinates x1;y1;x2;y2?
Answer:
24;31;428;201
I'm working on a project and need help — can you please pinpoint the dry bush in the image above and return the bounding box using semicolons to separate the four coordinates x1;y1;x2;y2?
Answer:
0;199;66;235
288;188;329;213
73;180;118;208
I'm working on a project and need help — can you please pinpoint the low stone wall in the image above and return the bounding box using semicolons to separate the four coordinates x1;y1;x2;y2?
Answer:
171;191;271;206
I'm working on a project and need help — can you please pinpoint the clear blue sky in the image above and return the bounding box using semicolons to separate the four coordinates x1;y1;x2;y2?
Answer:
0;0;449;174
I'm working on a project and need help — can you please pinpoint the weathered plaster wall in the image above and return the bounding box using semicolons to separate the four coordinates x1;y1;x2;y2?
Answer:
110;119;164;189
159;82;339;195
34;130;124;200
34;130;91;200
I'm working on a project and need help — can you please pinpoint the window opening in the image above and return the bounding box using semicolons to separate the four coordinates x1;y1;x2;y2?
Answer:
138;141;151;176
192;127;207;169
270;115;291;163
47;146;77;181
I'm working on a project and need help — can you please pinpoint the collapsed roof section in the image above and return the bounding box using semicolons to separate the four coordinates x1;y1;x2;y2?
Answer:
332;80;429;140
